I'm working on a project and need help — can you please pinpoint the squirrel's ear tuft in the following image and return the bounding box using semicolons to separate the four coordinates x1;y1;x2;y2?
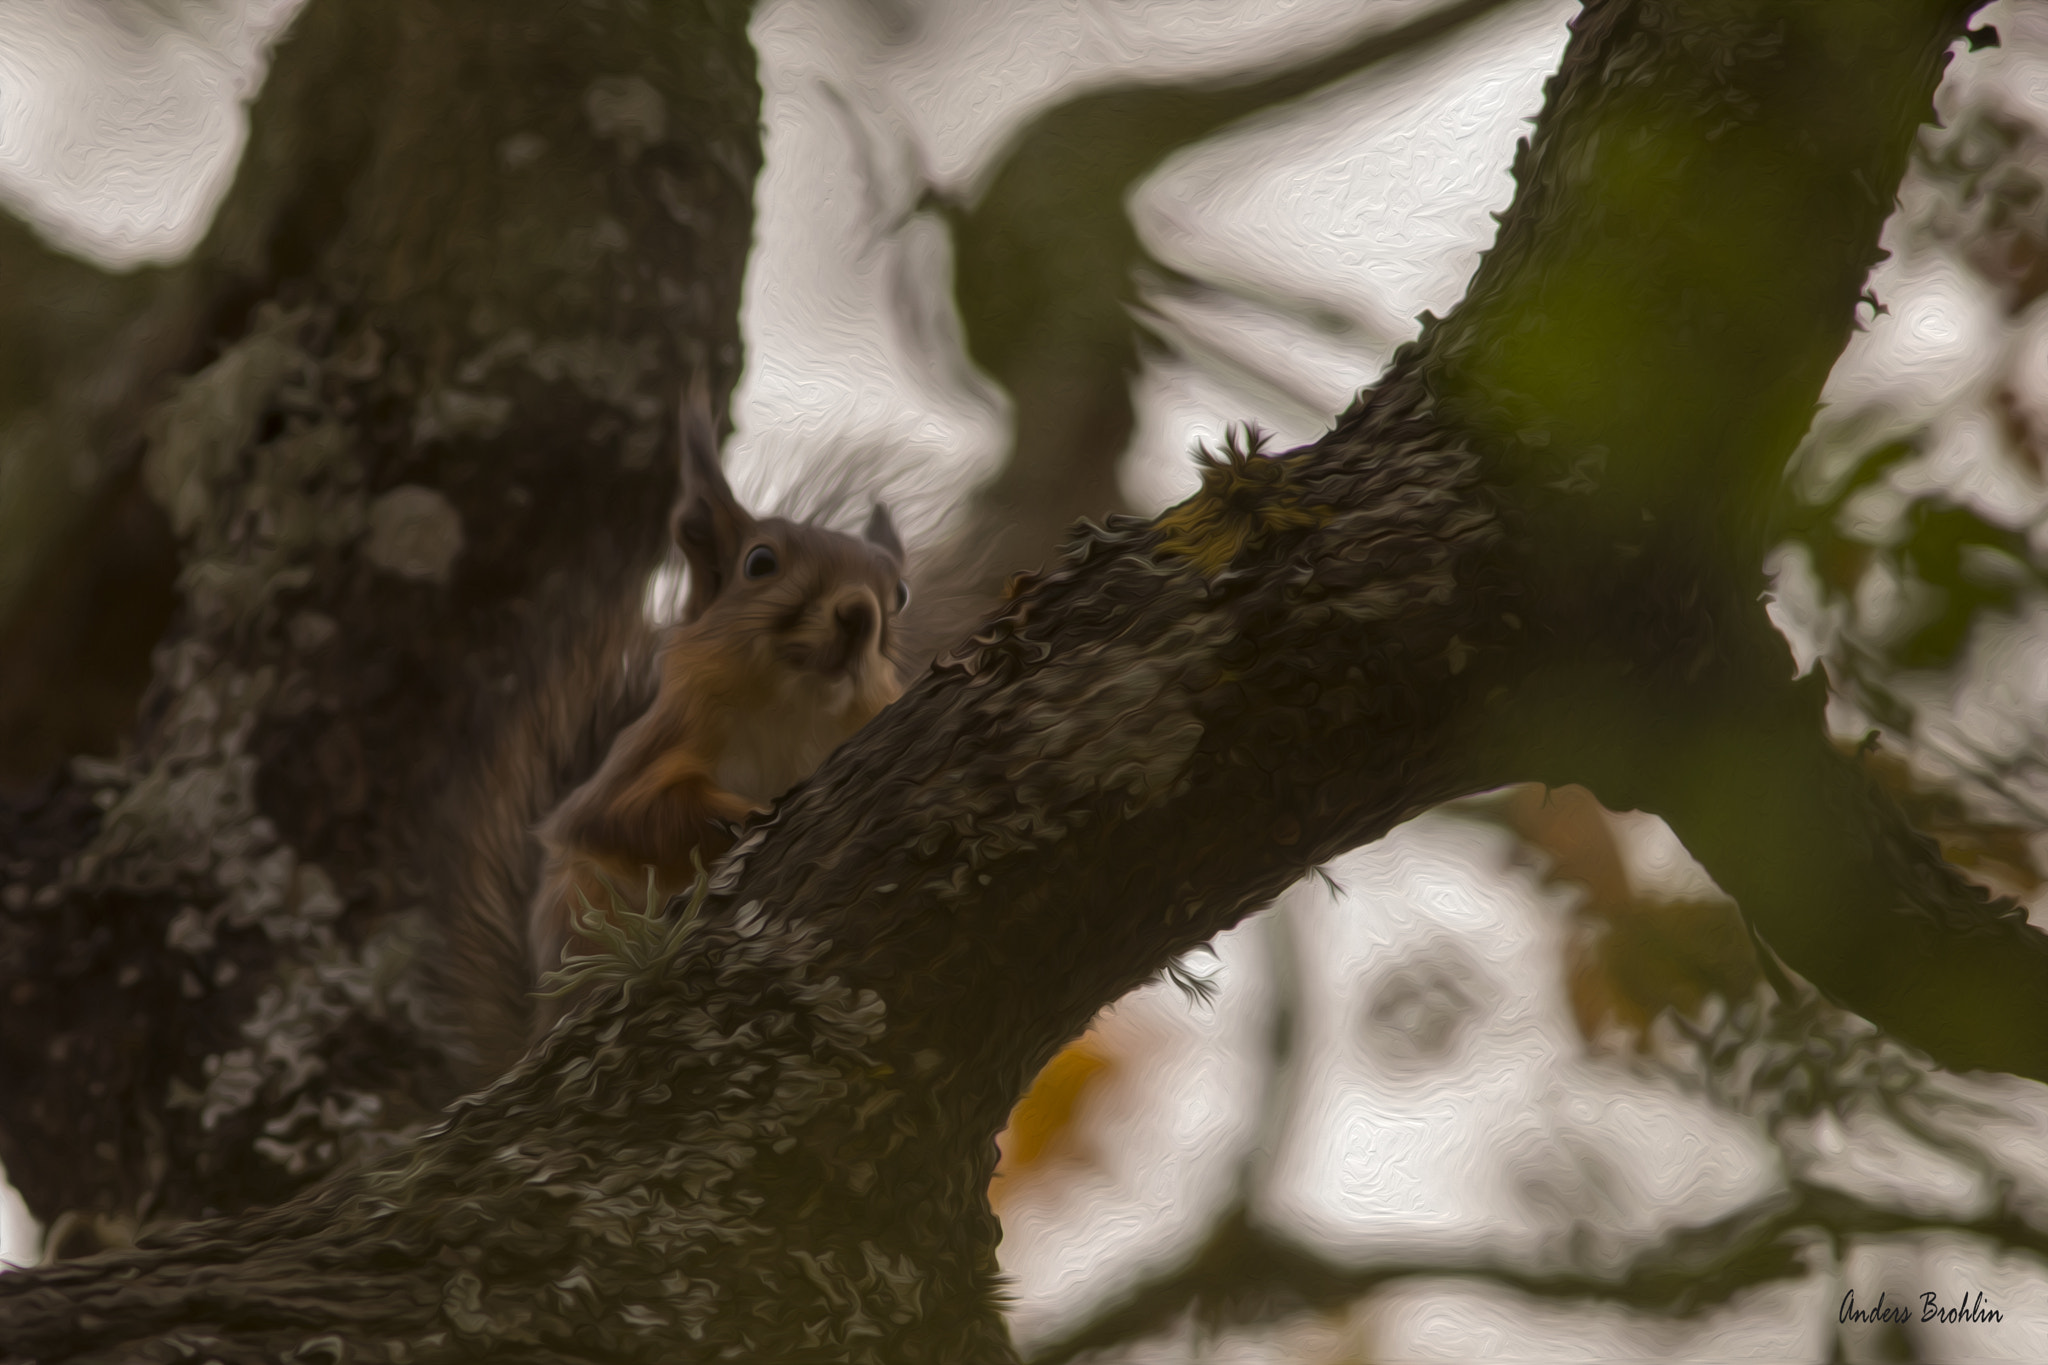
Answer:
863;502;904;561
671;371;754;619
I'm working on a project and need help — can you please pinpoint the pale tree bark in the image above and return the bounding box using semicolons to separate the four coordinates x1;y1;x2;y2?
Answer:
0;0;446;782
4;0;2039;1360
0;0;759;1255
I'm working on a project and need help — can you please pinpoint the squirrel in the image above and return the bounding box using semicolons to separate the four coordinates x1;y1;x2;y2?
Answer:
434;376;911;1079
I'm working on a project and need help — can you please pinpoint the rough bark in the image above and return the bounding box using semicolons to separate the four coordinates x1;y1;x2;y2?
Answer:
0;0;1532;1240
0;0;760;1254
4;0;2035;1360
0;0;446;786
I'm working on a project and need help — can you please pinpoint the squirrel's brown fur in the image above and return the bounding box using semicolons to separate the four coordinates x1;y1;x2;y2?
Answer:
434;376;908;1080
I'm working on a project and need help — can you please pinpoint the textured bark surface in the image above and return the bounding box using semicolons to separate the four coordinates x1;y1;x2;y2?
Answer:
0;0;760;1253
6;0;2040;1360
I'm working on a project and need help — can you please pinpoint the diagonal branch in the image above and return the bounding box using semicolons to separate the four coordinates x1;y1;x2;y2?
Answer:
0;0;2030;1361
1435;0;2048;1077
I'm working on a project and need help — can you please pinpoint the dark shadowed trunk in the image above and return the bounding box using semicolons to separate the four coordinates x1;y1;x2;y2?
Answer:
5;0;2043;1360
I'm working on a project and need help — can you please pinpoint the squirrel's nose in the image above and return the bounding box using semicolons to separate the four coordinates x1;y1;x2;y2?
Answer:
834;597;876;652
811;588;880;676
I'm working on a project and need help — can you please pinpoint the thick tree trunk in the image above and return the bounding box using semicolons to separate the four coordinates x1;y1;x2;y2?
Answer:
0;0;760;1253
4;0;2037;1360
0;221;194;787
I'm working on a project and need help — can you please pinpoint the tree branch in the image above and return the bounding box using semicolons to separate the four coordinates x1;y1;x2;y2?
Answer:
0;0;2029;1360
937;0;1527;591
1445;0;2046;1075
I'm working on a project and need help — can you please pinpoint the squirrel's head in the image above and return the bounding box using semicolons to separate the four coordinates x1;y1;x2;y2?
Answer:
665;377;908;725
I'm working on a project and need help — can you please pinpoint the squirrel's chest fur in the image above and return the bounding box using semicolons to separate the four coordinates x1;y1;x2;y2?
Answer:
712;666;887;806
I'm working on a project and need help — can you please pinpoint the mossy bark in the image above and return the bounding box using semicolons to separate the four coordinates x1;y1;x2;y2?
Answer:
4;0;2035;1361
0;0;760;1251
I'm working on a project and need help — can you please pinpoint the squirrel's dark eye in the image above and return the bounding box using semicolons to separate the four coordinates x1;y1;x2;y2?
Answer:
743;545;778;579
894;579;911;612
